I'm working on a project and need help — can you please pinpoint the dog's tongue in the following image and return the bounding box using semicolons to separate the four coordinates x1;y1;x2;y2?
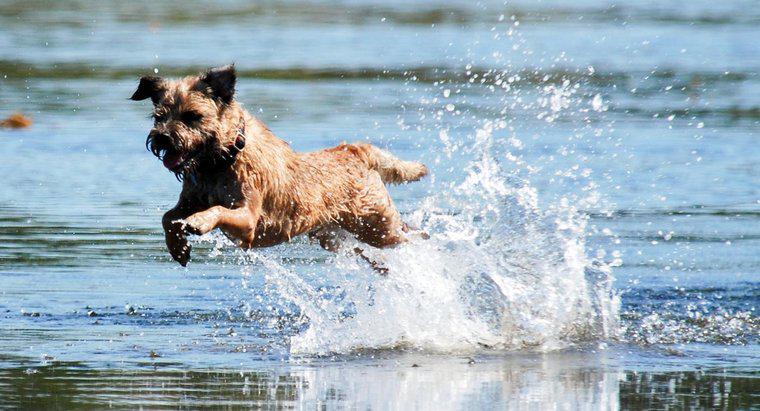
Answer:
163;152;185;170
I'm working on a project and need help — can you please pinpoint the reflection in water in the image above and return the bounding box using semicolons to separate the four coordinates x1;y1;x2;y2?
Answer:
294;354;621;409
1;352;757;409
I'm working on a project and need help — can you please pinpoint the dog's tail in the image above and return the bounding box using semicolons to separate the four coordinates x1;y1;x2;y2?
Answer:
352;143;428;184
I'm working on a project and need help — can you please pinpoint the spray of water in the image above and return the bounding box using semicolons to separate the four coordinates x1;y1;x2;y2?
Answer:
217;117;619;356
195;15;621;356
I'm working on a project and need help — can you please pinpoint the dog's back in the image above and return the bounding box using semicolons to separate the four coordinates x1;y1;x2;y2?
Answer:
282;141;425;250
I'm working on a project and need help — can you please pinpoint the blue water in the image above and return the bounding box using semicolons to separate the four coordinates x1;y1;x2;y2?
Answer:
0;0;758;408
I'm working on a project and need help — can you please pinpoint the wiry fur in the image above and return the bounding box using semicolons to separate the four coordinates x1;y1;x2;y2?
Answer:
131;65;428;266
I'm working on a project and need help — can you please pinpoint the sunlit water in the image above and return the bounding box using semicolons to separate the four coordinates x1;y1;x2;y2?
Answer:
0;0;758;408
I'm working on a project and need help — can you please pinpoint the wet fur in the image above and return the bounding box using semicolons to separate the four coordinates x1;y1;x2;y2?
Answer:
131;65;428;266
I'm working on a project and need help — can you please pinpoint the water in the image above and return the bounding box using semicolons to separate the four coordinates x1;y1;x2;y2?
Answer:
1;0;758;408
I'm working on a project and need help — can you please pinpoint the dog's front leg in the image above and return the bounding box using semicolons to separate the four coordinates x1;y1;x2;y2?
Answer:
163;206;193;266
182;205;259;248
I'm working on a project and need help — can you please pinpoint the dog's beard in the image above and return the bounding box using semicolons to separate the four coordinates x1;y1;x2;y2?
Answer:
146;134;196;180
146;134;234;182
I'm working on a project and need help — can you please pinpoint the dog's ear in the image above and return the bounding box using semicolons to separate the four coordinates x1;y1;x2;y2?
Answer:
130;76;164;104
201;65;236;104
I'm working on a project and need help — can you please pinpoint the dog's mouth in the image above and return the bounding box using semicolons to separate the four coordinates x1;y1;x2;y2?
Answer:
162;150;186;171
148;135;201;173
160;148;200;172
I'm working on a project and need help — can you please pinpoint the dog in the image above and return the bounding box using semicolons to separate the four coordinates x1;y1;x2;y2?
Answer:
130;65;428;268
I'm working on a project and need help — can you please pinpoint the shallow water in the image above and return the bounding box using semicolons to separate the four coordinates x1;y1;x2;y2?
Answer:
0;0;758;408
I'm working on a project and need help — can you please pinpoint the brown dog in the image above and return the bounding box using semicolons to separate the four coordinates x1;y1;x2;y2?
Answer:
131;65;428;267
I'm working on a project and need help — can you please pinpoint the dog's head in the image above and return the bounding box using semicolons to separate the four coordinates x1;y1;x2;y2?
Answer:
130;65;239;178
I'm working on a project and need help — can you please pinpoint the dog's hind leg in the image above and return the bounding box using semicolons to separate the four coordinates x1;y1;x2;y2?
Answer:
308;224;344;252
310;224;391;274
336;205;410;275
352;247;390;275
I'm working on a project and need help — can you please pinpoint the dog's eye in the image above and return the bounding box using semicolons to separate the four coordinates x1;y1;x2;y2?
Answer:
180;111;202;124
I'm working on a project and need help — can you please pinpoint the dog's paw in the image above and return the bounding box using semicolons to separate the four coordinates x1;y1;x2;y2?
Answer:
165;224;192;266
166;232;191;266
181;216;213;236
171;243;191;266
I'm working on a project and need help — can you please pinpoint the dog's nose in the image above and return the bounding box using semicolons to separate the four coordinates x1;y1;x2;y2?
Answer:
153;133;171;144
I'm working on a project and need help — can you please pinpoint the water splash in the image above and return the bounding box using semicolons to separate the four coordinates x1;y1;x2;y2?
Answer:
235;119;621;356
190;16;624;356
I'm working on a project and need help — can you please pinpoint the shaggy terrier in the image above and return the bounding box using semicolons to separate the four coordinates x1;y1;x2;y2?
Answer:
131;65;428;268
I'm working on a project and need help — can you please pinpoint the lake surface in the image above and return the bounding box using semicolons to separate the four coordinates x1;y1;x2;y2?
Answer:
0;0;758;408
